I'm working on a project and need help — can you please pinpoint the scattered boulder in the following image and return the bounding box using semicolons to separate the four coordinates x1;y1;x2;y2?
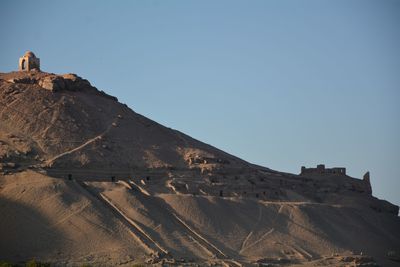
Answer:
61;73;91;91
38;75;66;91
7;77;37;84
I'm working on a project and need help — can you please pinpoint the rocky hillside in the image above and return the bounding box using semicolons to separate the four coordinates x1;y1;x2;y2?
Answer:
0;71;248;173
0;71;397;211
1;71;399;266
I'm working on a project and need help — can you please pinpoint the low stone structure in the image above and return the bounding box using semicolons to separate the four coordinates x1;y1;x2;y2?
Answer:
300;164;346;176
19;51;40;71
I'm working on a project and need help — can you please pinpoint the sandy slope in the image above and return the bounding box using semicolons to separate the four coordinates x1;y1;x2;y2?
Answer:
160;194;400;266
2;171;399;266
0;171;147;266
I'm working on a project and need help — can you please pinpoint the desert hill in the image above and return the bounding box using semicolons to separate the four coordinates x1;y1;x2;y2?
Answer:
1;71;399;266
0;71;249;172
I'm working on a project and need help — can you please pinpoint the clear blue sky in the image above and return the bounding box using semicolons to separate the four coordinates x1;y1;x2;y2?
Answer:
1;0;399;206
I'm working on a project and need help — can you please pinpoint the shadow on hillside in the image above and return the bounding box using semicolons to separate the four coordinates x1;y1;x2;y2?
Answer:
0;197;65;263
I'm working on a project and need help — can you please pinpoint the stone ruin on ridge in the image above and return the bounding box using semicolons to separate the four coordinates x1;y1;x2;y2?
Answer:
19;51;40;71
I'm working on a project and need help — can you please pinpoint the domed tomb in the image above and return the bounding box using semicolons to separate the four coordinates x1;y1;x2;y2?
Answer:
19;51;40;71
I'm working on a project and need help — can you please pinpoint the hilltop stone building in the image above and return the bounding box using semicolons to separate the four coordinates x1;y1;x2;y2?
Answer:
301;164;346;176
19;51;40;71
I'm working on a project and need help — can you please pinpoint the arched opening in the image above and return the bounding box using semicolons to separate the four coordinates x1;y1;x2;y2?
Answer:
21;59;26;70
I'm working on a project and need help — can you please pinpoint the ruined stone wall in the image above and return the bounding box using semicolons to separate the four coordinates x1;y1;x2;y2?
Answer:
301;164;346;175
